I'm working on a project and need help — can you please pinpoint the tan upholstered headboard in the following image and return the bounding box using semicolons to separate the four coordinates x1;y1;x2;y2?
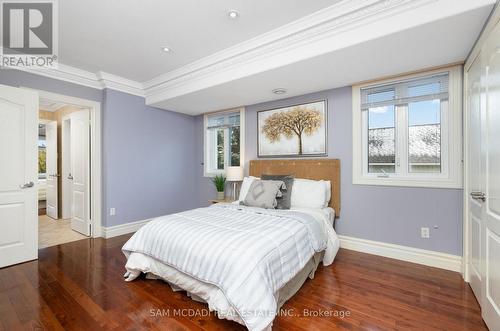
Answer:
249;159;341;217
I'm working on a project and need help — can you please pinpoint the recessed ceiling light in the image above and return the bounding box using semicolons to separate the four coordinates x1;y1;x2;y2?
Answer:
162;46;171;53
272;88;287;95
228;10;239;19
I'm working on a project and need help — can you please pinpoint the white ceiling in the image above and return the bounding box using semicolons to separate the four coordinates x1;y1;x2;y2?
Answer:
60;0;338;81
39;98;87;112
39;99;65;112
30;0;495;115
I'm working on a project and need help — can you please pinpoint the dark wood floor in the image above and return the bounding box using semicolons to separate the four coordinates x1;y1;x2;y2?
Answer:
0;235;487;331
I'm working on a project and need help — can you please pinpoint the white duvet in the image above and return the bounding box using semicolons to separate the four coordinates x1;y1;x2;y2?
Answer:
122;204;339;331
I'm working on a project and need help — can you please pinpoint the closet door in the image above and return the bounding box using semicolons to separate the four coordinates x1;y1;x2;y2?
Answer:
480;22;500;330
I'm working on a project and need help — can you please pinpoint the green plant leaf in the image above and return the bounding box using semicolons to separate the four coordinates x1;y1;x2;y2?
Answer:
211;174;226;192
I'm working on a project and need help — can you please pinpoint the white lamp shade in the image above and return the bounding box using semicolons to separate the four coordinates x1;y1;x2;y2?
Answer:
226;166;244;181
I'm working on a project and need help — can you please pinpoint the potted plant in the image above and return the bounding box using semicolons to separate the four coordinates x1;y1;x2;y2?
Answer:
211;174;226;200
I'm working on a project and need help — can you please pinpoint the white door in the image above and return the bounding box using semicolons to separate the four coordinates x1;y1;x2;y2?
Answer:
480;22;500;330
69;109;90;236
0;84;38;268
45;121;58;219
466;53;484;303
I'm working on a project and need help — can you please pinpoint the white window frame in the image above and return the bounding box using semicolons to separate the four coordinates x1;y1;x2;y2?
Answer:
203;107;245;177
352;66;462;188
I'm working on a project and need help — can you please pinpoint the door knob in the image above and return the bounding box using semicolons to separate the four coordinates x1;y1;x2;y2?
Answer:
68;173;73;180
19;181;34;189
470;191;486;202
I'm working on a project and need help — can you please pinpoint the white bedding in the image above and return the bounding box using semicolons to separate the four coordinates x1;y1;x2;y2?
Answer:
123;204;339;331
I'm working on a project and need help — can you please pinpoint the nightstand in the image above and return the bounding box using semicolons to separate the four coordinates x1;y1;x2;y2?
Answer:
209;199;235;204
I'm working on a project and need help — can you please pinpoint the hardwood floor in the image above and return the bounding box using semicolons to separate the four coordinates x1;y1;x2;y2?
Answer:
0;235;487;331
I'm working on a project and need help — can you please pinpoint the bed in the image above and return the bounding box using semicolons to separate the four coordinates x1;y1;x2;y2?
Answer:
122;159;341;331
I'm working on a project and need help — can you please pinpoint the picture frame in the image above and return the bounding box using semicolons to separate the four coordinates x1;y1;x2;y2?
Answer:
257;100;328;158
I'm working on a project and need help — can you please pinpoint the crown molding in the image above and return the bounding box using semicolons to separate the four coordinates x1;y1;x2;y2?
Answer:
17;63;102;89
96;71;144;97
143;0;494;108
142;0;438;105
143;0;390;91
15;0;433;103
16;64;145;97
10;0;493;110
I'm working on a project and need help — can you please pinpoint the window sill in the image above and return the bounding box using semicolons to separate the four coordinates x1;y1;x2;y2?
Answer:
353;176;462;189
204;170;225;178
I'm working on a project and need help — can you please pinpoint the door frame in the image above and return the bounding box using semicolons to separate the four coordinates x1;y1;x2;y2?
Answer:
462;55;476;283
462;4;500;283
26;88;102;238
61;115;72;220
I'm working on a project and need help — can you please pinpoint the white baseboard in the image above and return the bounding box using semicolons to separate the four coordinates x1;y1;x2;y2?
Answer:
339;235;463;273
102;218;152;239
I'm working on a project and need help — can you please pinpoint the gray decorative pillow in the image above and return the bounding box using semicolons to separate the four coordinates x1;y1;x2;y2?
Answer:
261;174;294;209
241;179;285;209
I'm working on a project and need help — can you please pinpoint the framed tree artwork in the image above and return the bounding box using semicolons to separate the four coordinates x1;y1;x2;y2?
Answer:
257;100;327;157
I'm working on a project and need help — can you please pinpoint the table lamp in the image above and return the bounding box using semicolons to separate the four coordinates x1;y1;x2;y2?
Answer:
226;166;244;200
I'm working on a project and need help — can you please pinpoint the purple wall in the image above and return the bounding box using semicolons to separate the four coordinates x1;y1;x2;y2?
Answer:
195;87;463;255
1;70;462;255
0;70;198;228
102;89;197;226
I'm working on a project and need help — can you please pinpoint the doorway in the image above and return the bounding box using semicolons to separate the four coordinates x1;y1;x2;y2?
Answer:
0;86;102;268
38;101;90;248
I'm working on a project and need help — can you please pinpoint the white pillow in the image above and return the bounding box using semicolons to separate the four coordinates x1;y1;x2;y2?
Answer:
290;178;328;209
238;176;259;202
325;180;331;207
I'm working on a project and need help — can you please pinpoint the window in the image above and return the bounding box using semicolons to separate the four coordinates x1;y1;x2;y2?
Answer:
204;108;244;176
38;124;47;179
352;67;462;188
